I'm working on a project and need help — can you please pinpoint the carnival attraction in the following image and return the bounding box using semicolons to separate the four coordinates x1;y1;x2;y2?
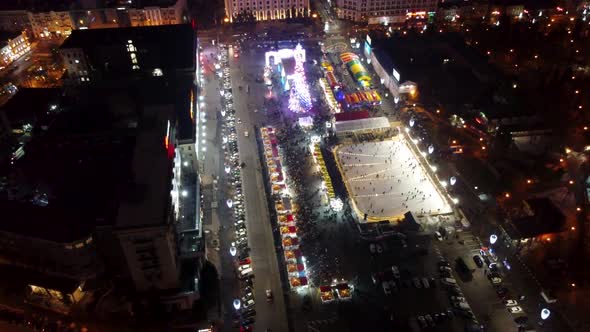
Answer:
344;90;381;108
340;52;371;87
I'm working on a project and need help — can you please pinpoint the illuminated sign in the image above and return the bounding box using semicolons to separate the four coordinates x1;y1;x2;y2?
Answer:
164;120;171;149
392;69;400;82
190;90;194;122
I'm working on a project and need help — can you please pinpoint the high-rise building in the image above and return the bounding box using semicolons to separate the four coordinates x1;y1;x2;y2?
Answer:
334;0;438;24
224;0;310;22
0;24;201;313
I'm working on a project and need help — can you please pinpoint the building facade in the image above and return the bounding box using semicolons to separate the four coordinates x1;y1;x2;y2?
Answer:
129;0;187;26
334;0;437;24
28;11;75;38
24;0;187;39
0;30;30;67
224;0;310;21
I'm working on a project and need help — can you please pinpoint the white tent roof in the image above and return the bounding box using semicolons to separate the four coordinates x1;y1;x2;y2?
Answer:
334;117;390;133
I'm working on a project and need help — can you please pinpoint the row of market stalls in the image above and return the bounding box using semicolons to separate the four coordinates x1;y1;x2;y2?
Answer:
344;90;381;108
260;127;309;290
340;52;371;87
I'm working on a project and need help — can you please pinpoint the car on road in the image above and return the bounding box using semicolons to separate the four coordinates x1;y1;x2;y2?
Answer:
412;277;422;288
266;289;273;302
391;265;400;279
472;255;484;268
421;277;430;288
504;300;518;307
508;306;524;314
382;281;392;295
490;277;502;285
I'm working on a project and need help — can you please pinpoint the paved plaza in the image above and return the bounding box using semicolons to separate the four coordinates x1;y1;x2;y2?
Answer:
335;137;452;222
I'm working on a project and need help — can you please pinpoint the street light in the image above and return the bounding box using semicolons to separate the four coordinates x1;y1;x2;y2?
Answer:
233;299;241;310
490;234;498;244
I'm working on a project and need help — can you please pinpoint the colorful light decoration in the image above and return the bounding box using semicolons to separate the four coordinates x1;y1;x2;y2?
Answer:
288;44;312;113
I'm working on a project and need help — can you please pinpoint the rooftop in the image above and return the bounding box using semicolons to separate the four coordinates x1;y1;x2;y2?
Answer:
505;198;566;239
371;33;522;116
0;30;22;46
60;24;195;72
0;88;62;129
334;116;390;133
0;90;175;242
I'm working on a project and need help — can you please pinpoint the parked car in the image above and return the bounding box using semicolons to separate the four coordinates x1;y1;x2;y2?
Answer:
508;306;524;314
391;265;401;279
504;299;518;307
441;278;457;285
421;277;430;288
472;255;484;268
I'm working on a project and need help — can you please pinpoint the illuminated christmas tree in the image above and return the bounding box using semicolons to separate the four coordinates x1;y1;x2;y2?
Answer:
288;44;312;113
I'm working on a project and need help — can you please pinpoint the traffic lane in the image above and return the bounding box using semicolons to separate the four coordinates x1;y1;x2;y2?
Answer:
230;53;289;332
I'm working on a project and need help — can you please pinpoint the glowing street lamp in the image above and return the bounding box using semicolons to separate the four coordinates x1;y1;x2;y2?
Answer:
450;176;457;186
490;234;498;244
233;299;241;310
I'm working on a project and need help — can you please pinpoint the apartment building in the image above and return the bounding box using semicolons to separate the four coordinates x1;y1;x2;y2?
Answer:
224;0;311;21
334;0;438;24
0;30;30;67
